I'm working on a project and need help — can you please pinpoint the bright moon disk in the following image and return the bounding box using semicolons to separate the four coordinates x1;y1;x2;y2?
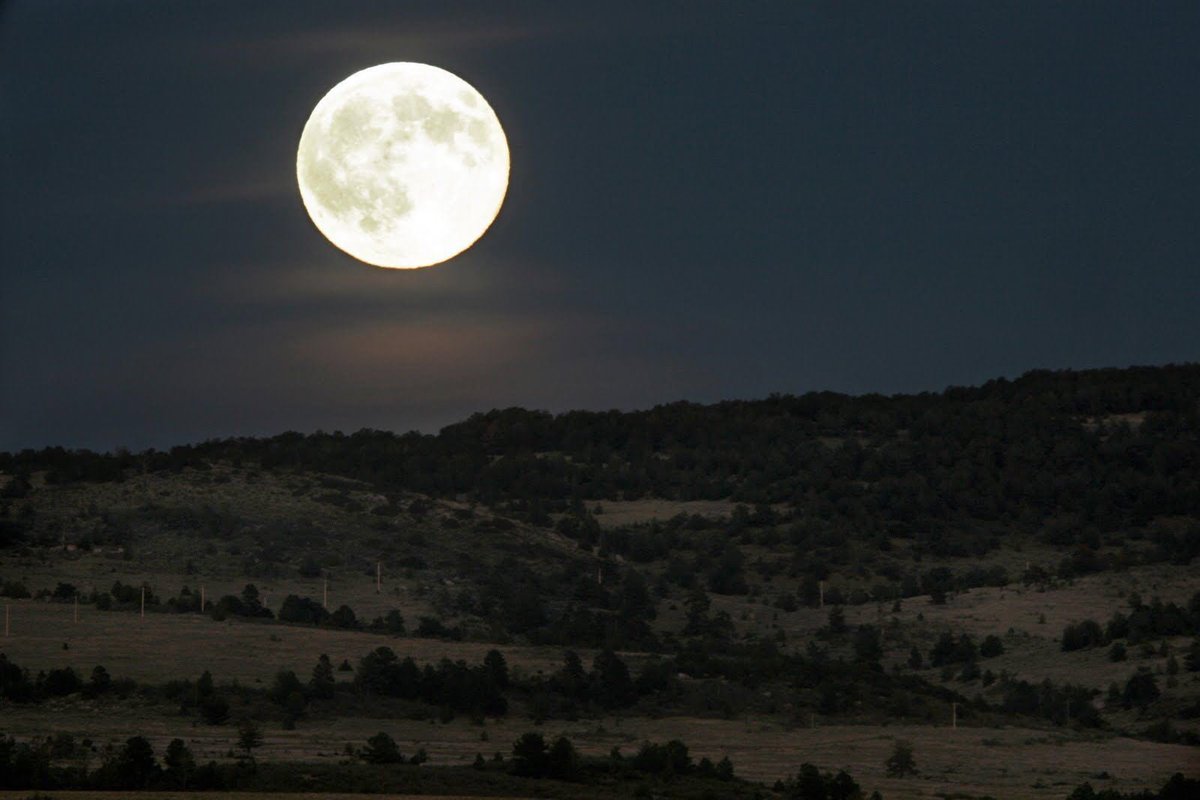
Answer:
296;63;510;269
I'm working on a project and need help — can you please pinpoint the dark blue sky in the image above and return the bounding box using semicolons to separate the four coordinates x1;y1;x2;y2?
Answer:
2;2;1198;451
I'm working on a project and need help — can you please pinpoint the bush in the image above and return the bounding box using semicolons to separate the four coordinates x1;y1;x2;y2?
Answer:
360;732;404;764
1123;671;1160;710
267;670;305;705
886;739;917;777
327;604;358;629
416;616;455;639
199;694;230;725
782;763;863;799
0;580;31;598
41;667;82;696
632;740;691;775
278;595;329;625
546;736;579;780
510;732;548;777
930;632;978;666
109;735;160;789
372;609;406;635
1062;619;1106;652
89;665;112;695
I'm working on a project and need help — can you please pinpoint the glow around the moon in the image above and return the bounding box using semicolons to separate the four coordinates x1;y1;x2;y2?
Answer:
296;63;509;269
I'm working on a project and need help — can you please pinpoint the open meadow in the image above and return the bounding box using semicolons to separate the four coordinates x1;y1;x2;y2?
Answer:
0;705;1195;799
0;795;509;800
1;556;1198;797
0;598;570;685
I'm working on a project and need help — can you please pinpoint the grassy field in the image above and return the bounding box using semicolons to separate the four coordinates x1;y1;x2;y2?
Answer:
680;564;1200;706
0;599;573;685
3;469;1199;799
572;718;1198;799
0;794;518;800
0;555;442;635
13;558;1196;703
0;707;1195;798
7;465;581;583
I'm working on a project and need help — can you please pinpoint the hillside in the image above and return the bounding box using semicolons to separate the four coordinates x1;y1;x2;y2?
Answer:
1;364;1199;798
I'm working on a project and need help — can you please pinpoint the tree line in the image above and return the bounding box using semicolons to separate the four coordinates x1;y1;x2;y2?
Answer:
4;365;1199;551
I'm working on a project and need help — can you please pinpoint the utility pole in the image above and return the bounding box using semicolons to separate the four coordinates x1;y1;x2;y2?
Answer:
141;586;145;618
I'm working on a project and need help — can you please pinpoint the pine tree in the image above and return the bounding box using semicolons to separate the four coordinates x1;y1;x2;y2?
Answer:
310;654;336;699
886;739;917;777
483;649;509;689
163;738;196;788
236;719;264;763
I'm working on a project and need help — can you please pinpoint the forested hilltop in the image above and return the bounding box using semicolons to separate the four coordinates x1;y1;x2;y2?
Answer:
5;364;1199;551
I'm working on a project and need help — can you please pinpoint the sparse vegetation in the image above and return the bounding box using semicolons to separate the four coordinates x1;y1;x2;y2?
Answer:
1;365;1198;797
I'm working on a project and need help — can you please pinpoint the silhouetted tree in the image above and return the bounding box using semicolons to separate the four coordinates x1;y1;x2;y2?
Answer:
163;738;196;789
886;739;917;777
511;732;548;777
236;719;263;763
113;736;159;789
360;732;404;764
309;654;336;699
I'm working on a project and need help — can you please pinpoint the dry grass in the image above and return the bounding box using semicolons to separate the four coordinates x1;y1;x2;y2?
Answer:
4;707;1193;799
723;563;1200;684
861;565;1199;696
0;794;514;800
865;564;1199;642
8;465;580;582
566;718;1198;798
4;472;1199;798
1;552;449;634
0;599;569;685
0;591;1195;799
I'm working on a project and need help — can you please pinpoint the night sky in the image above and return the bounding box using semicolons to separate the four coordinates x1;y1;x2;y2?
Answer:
2;2;1198;452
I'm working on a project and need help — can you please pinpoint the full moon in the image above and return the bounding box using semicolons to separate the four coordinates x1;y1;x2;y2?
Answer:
296;63;510;269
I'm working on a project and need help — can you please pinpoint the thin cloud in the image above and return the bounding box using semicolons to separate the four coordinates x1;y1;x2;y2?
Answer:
202;256;568;306
192;17;575;65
